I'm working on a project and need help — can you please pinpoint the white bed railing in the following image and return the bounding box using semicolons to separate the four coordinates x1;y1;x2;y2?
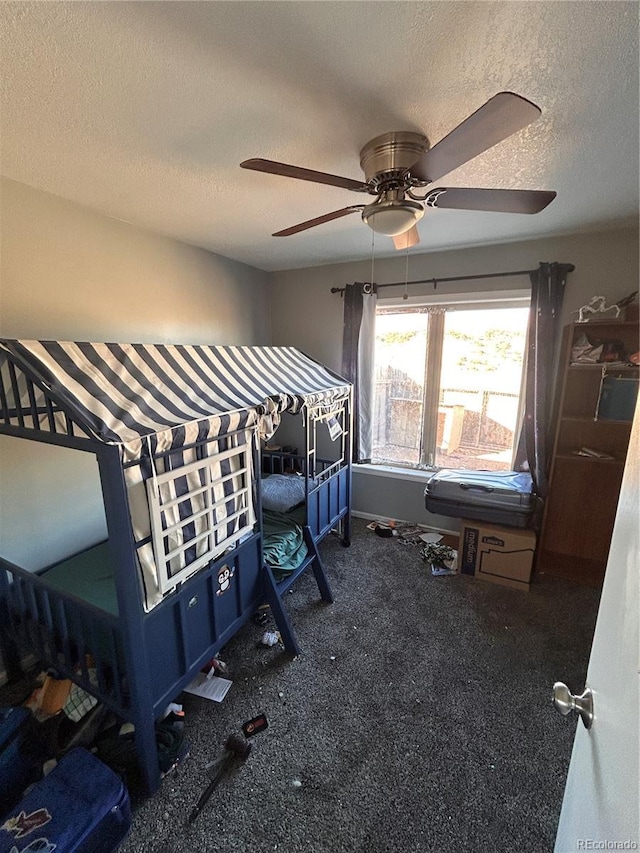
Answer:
146;428;257;594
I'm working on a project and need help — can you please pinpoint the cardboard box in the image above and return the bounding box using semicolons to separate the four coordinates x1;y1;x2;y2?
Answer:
459;519;536;592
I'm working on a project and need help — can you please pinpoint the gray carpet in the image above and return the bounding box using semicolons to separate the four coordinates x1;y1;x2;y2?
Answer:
117;518;600;853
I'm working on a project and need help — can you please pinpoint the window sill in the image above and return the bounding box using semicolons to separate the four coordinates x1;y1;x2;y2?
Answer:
354;463;439;482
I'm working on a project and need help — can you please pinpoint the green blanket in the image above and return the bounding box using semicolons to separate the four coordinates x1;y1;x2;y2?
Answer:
262;511;308;578
41;542;118;616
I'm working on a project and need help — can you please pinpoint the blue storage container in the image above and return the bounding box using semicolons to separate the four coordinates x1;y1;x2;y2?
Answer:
0;747;131;853
0;707;42;816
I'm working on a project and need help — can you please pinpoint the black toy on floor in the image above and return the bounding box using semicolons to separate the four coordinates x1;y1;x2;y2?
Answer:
187;734;252;824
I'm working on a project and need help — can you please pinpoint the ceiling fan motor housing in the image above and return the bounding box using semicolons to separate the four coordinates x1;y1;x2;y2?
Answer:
359;131;430;187
359;132;430;236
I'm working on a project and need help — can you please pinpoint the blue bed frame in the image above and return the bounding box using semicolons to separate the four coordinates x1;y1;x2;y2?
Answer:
0;349;352;795
262;393;352;544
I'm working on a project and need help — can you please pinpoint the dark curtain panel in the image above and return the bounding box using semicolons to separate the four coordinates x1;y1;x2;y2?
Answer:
519;262;574;519
341;282;368;462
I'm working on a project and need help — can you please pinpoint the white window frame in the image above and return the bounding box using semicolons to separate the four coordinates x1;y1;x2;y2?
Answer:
373;289;531;470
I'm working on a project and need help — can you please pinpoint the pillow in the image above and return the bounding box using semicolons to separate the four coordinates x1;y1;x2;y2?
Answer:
261;474;307;513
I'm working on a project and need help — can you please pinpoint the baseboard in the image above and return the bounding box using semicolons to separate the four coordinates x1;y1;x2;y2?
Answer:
351;510;459;536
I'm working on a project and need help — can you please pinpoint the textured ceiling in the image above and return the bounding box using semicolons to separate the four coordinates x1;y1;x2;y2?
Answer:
1;1;638;272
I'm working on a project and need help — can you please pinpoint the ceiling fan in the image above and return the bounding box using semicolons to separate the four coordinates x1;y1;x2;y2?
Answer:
240;91;556;250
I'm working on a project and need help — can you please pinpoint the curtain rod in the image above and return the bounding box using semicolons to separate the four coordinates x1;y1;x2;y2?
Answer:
330;267;561;295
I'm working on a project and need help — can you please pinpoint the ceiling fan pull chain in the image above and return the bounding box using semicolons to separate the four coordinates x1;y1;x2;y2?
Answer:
370;227;376;291
403;249;410;300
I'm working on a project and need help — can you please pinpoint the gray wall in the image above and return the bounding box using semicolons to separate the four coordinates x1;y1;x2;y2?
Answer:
270;226;640;528
0;179;271;569
2;176;637;554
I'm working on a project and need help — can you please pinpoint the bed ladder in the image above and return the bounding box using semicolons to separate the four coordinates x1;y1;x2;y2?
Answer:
263;526;333;657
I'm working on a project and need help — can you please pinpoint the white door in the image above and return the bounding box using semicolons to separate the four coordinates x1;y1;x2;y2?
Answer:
554;400;639;852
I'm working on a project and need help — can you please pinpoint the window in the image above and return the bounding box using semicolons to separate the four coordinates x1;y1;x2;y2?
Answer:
372;293;530;471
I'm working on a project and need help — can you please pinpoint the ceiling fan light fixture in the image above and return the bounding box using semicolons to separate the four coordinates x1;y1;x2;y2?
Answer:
362;199;424;236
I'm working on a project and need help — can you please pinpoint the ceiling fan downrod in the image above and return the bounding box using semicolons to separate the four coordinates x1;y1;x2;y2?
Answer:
359;131;430;187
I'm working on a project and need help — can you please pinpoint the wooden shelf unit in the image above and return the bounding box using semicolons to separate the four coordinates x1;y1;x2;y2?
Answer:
537;320;639;586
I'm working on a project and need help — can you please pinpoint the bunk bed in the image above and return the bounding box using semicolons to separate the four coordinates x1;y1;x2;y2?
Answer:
260;398;352;548
0;340;352;794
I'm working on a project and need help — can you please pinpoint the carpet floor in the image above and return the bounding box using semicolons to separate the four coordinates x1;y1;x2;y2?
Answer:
116;517;600;853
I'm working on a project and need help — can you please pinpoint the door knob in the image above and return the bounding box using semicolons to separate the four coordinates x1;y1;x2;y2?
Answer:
552;682;594;729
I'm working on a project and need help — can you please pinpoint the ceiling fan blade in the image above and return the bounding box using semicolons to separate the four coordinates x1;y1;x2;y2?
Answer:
411;92;542;183
428;187;556;214
273;206;364;236
241;158;368;192
393;226;421;250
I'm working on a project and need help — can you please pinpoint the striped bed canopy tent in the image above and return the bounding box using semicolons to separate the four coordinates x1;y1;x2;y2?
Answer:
0;340;351;453
0;340;351;609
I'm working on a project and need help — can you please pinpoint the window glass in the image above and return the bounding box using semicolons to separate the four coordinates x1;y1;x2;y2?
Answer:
436;307;528;470
372;303;529;471
373;309;429;466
